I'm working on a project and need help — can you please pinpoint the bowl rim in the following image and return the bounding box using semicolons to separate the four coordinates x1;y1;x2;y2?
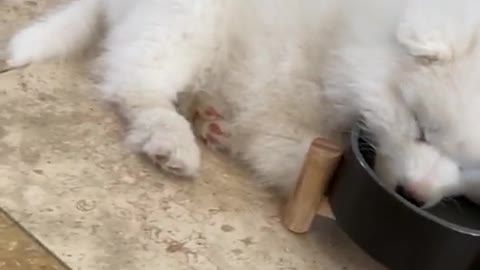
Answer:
350;125;480;236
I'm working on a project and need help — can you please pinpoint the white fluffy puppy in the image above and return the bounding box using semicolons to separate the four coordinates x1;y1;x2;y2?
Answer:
6;0;480;207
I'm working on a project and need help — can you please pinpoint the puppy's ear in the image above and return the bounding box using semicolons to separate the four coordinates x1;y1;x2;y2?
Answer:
396;23;452;63
396;0;480;64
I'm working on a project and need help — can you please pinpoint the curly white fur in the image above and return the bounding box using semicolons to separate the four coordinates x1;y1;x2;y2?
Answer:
6;0;480;207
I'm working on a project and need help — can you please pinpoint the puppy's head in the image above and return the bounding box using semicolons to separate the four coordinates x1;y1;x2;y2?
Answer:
373;1;480;207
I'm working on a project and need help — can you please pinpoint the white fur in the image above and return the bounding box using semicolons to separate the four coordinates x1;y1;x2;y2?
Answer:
6;0;480;206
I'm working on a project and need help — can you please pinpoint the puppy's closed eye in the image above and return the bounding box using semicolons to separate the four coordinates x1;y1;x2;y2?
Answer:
416;123;443;144
413;112;429;143
416;125;427;143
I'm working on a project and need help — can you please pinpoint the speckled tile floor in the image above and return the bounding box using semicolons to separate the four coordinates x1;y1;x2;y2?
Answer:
0;1;385;270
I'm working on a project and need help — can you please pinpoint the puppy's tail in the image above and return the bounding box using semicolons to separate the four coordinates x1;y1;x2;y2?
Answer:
5;0;102;69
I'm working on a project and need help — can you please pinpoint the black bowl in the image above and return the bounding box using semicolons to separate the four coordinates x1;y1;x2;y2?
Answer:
329;126;480;270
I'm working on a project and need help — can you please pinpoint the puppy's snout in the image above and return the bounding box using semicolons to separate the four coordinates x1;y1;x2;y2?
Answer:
395;185;425;208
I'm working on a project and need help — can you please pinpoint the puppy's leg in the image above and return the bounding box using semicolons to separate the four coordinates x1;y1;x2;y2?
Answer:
100;12;218;177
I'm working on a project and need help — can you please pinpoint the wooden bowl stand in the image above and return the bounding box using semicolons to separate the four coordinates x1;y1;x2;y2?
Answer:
282;138;343;233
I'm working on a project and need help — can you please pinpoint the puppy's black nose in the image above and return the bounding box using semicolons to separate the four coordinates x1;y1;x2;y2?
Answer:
395;185;425;208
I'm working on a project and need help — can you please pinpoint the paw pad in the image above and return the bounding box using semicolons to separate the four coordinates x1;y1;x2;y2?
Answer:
208;122;228;136
192;105;231;152
204;106;223;119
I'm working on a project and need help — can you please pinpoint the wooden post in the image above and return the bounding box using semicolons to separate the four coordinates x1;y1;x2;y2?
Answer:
282;138;343;233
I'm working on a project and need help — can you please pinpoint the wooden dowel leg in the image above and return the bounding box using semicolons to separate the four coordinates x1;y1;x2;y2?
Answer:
282;138;342;233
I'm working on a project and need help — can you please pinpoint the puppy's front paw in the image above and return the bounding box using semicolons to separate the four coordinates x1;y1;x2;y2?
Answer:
127;109;200;177
1;34;31;73
5;24;54;69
